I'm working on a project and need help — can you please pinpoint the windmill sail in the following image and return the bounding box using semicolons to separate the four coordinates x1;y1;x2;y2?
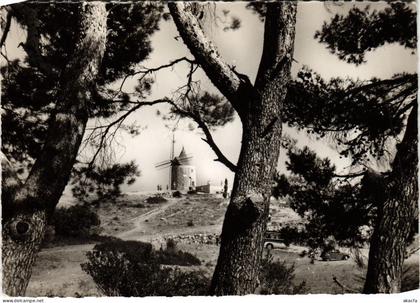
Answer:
155;160;172;168
154;133;196;190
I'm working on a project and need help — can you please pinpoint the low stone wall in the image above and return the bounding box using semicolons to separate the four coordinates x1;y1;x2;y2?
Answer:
164;233;220;245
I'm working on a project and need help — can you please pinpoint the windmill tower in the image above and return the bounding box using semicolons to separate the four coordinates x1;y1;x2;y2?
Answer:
155;134;196;191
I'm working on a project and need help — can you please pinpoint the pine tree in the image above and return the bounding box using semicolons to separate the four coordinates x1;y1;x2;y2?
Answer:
281;3;417;293
1;2;166;295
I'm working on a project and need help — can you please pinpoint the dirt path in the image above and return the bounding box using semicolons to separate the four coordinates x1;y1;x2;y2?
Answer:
38;196;224;254
38;243;95;255
116;198;181;240
116;198;226;247
27;195;229;296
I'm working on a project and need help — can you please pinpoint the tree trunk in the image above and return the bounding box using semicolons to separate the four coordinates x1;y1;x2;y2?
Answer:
169;2;297;294
2;3;107;296
209;4;297;295
209;107;282;294
363;104;418;293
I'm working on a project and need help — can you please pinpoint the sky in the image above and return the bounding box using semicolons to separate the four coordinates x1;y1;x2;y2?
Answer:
2;1;417;193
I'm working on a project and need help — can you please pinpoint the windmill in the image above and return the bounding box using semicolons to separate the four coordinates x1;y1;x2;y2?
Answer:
154;133;196;191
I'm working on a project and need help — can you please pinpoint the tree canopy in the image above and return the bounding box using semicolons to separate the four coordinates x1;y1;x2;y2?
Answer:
1;3;169;201
1;2;167;168
315;3;416;65
271;4;418;283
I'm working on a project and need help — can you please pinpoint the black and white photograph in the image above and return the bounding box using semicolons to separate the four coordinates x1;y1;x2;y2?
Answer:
0;0;418;300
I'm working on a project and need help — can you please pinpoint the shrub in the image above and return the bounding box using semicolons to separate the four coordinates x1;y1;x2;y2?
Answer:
278;226;305;246
259;252;307;295
166;238;177;251
92;239;154;262
172;191;182;198
145;195;167;204
129;203;145;208
71;161;140;204
156;249;201;266
50;205;100;237
223;178;228;198
82;250;162;296
351;247;366;268
81;239;207;296
159;268;209;296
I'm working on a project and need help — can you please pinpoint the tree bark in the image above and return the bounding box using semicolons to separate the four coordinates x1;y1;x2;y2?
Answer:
363;104;418;293
2;3;107;296
169;2;297;295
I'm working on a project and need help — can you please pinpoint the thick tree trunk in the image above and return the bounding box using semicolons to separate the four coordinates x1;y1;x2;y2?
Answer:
2;211;47;296
363;105;418;293
169;2;297;294
209;106;283;294
2;3;107;296
209;4;297;295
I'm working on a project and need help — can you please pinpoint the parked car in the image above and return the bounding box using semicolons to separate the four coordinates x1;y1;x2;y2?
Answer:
263;231;288;249
320;249;350;261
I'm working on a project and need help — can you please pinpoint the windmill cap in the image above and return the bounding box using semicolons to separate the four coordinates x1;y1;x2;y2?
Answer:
179;146;187;159
177;146;192;165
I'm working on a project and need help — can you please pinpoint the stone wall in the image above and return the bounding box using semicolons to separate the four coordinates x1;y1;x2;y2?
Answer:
164;233;220;245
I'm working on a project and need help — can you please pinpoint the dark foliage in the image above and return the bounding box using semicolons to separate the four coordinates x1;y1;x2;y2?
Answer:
156;249;201;266
285;69;417;164
127;203;145;209
277;226;305;247
223;178;228;198
171;91;235;130
90;239;201;267
1;2;166;171
172;191;182;198
276;3;418;259
259;252;307;295
246;2;266;21
286;146;335;187
71;161;140;204
93;240;153;259
273;146;377;249
50;205;100;237
157;269;209;296
223;16;241;31
165;238;177;251
145;195;167;204
315;3;416;65
82;239;207;296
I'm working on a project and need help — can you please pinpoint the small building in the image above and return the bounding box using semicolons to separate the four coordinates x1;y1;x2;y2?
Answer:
196;183;224;194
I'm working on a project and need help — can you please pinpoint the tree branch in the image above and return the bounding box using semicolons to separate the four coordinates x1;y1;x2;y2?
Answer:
1;152;22;207
0;9;12;49
168;2;250;115
115;56;196;98
86;99;172;167
255;2;297;90
12;5;54;76
11;3;108;213
333;171;366;179
196;120;237;172
345;74;417;100
394;96;416;118
166;99;237;172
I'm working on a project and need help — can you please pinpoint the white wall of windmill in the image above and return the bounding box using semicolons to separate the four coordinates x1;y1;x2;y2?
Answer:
171;165;196;191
